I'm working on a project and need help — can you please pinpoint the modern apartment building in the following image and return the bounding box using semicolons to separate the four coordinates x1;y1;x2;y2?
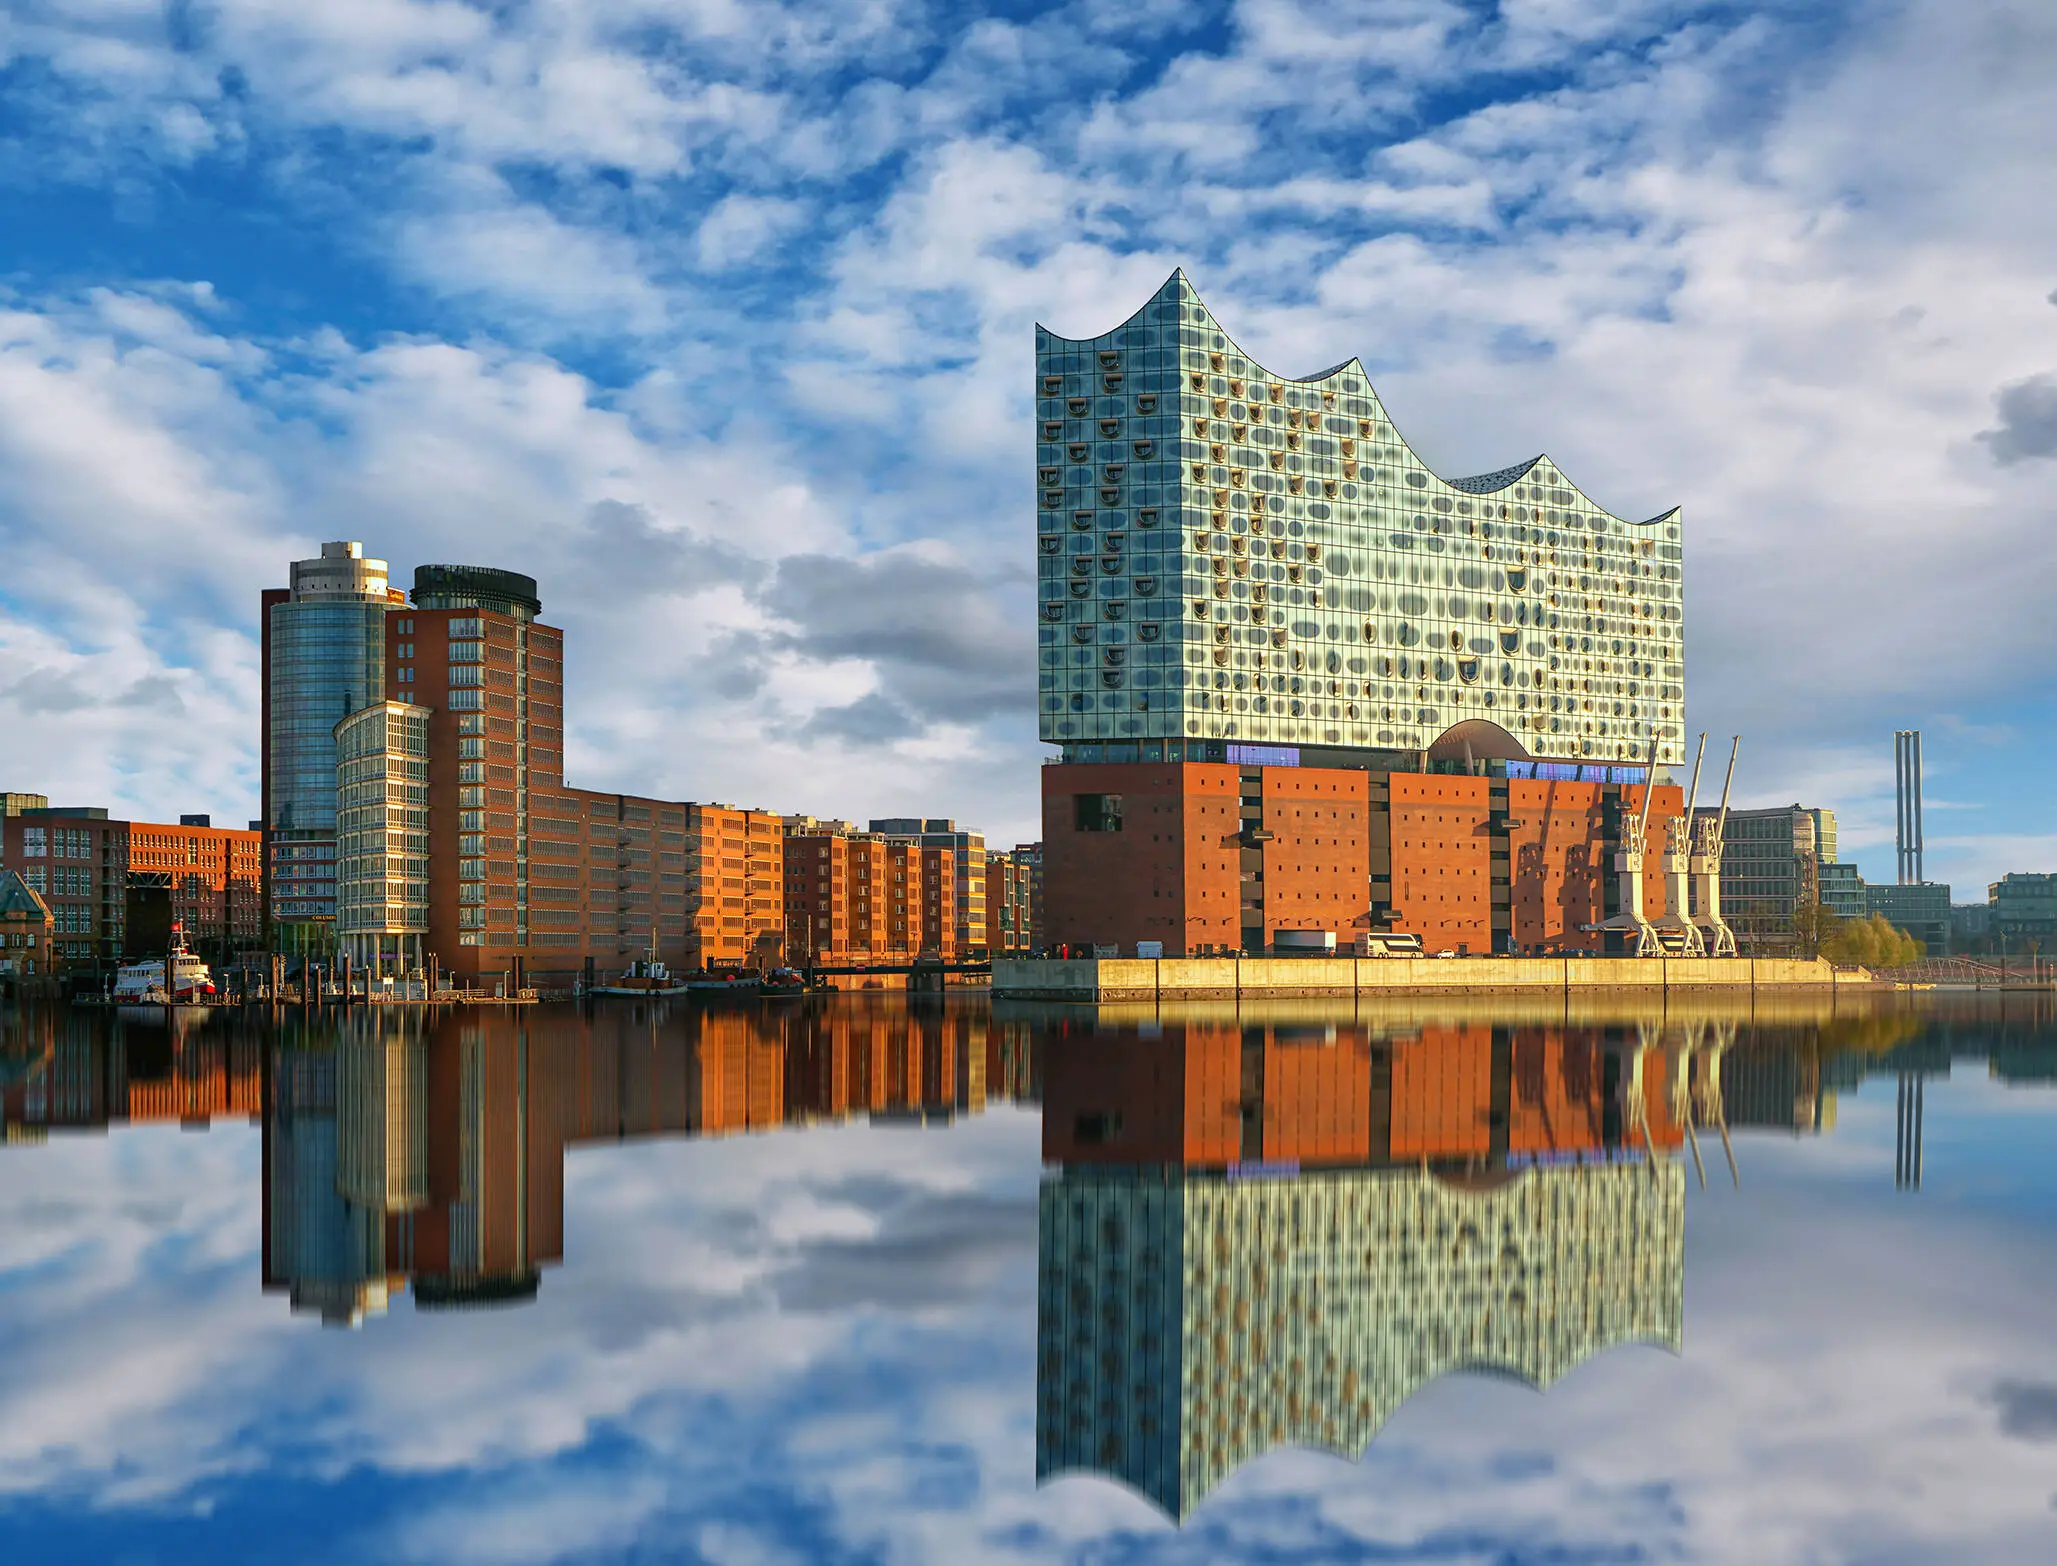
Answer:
126;817;264;957
678;803;786;969
1036;274;1690;954
782;819;927;967
869;819;987;957
985;846;1039;955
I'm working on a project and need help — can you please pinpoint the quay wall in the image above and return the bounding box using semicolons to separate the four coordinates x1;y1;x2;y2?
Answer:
992;956;1868;1002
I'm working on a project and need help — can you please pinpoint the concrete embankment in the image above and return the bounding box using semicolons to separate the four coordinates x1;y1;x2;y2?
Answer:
992;955;1871;1002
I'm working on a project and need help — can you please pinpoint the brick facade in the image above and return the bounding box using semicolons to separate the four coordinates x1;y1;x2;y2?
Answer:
1041;1017;1686;1168
1042;761;1682;956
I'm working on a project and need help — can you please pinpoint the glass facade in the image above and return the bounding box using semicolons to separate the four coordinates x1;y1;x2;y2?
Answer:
268;543;392;926
1038;1160;1685;1520
1036;273;1688;764
334;702;430;973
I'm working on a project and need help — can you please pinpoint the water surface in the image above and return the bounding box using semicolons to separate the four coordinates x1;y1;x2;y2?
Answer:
1;992;2053;1563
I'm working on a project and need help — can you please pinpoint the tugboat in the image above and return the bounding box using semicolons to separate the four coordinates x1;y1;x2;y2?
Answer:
111;924;216;1004
760;967;808;998
591;934;690;997
685;965;761;995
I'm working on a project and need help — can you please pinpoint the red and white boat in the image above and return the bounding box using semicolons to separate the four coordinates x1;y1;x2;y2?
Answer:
112;924;216;1003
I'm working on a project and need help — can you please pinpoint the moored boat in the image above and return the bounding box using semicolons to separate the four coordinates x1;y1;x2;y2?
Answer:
111;925;215;1004
685;966;761;994
760;967;808;997
590;957;690;997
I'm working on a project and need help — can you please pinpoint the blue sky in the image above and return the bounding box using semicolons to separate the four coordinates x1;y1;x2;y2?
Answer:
4;1022;2057;1564
1;0;2055;887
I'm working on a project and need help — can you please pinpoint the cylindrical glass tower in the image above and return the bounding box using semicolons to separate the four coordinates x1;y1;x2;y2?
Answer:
268;542;392;939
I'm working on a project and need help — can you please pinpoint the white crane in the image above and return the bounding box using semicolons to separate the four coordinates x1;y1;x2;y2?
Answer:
1653;734;1708;956
1691;737;1740;958
1594;735;1663;957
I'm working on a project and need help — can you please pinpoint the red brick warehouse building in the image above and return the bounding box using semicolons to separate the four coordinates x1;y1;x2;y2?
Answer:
1;798;263;971
1035;273;1690;955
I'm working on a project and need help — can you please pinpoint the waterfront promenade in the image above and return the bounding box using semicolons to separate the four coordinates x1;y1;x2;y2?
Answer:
993;955;1871;1002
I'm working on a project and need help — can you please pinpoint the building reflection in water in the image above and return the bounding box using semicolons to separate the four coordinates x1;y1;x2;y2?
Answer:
3;991;2051;1362
1033;1015;1731;1521
0;998;1029;1326
259;999;1021;1325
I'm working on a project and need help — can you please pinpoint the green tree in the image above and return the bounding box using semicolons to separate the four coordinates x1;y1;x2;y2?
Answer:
1790;902;1842;959
1822;912;1924;967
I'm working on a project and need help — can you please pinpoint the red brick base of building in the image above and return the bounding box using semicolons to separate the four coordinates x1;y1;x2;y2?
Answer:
1041;760;1682;957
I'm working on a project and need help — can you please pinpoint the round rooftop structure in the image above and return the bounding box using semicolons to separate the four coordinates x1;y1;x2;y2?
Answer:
411;563;541;621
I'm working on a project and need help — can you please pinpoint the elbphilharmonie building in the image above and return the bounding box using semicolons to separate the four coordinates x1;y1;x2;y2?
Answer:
1036;272;1686;767
1034;274;1695;957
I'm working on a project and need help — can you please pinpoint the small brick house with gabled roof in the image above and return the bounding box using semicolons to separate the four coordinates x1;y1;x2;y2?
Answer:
0;869;55;992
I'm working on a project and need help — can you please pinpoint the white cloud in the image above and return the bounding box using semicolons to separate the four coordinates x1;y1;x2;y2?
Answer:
695;193;806;270
0;0;2054;849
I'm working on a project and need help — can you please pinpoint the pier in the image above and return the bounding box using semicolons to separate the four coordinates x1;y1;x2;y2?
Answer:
992;954;1874;1002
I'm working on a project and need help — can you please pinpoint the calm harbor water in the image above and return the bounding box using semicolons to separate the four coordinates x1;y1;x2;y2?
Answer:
2;992;2054;1563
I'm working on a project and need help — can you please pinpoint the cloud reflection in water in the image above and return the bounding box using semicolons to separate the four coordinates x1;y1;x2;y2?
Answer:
0;993;2054;1561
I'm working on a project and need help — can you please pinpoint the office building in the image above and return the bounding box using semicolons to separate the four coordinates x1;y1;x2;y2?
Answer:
1721;1042;1836;1133
1867;881;1951;956
1691;804;1824;955
869;819;987;957
263;542;403;946
1951;902;1993;949
1819;861;1866;922
1808;808;1837;864
1036;274;1690;954
1989;874;2057;949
